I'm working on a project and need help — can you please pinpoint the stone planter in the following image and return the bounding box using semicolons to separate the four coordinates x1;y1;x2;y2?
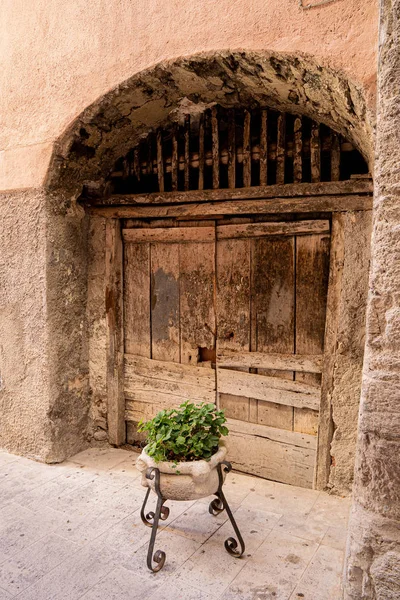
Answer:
136;442;228;501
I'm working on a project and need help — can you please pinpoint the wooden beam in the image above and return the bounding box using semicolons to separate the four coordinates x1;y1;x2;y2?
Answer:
184;114;190;191
171;124;178;191
276;113;286;184
293;117;302;183
243;110;251;187
331;132;341;181
259;109;268;185
311;122;321;183
123;226;215;243
156;129;164;192
105;219;125;446
314;213;344;490
211;106;219;189
91;179;372;206
227;108;236;189
87;194;372;219
217;352;323;373
217;220;330;240
198;114;204;191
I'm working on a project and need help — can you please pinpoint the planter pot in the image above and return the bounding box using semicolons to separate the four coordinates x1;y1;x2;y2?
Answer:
136;442;228;501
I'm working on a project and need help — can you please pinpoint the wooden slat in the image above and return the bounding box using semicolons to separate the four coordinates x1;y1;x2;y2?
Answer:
331;132;341;181
124;242;150;356
227;109;236;189
179;236;216;365
243;110;251;187
276;113;286;184
171;124;178;191
124;354;215;390
225;418;316;488
133;147;140;181
150;242;180;362
156;129;164;192
218;369;320;410
294;233;330;435
251;235;295;429
217;351;323;373
211;106;219;189
198;114;204;191
90;194;372;219
216;235;251;420
105;219;125;445
259;109;268;185
227;418;317;449
293;117;302;183
184;115;190;191
124;376;215;404
311;122;321;183
217;220;329;240
91;179;372;206
315;214;344;490
123;226;215;243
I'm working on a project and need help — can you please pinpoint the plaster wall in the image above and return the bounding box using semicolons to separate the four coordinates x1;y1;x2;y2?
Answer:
0;0;378;190
0;1;378;470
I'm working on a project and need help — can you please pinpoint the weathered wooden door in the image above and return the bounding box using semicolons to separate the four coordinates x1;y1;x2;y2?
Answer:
216;219;330;488
123;219;330;488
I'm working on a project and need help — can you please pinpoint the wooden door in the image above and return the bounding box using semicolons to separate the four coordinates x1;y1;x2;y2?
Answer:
122;219;330;488
123;225;217;433
216;220;330;488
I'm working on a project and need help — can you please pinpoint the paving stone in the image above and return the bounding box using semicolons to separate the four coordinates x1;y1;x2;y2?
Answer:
0;511;56;565
68;448;130;470
0;586;13;600
79;565;159;600
165;498;232;544
0;533;78;595
220;531;318;600
289;545;344;599
147;576;217;600
321;525;348;551
241;482;320;517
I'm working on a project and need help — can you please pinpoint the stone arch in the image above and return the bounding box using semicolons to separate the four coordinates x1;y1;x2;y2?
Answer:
45;50;373;195
41;50;374;465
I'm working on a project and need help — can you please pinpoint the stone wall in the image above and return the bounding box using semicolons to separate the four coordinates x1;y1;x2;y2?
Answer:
344;0;400;597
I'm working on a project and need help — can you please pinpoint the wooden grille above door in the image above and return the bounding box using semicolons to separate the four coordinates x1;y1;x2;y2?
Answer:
109;106;369;195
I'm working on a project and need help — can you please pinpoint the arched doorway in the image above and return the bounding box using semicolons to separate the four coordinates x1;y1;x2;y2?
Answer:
46;51;373;492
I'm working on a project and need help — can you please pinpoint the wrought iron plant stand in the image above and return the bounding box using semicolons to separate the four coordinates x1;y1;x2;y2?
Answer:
140;460;245;572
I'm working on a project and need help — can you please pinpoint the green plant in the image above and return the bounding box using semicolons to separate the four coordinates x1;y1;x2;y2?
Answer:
138;401;229;464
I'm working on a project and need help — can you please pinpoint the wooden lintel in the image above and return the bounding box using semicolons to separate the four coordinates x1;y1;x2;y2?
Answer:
87;194;372;219
85;179;372;207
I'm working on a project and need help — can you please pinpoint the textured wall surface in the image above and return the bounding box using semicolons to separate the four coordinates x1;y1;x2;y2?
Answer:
344;0;400;597
0;1;378;466
0;0;378;190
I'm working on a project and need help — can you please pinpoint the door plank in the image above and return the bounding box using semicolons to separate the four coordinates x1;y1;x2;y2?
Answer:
179;237;216;365
124;242;151;356
294;233;330;434
150;243;180;362
216;237;251;420
217;351;323;373
124;354;215;390
217;220;329;240
124;375;215;404
225;419;316;488
251;236;295;429
123;226;215;243
218;369;320;410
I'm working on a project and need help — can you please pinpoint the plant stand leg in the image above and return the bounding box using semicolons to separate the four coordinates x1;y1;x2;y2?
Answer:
141;467;168;572
209;461;246;557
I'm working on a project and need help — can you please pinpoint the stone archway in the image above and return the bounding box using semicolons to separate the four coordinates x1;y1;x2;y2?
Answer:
42;50;373;473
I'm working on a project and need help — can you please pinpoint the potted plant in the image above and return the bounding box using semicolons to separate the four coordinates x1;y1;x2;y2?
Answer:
136;401;229;501
135;401;245;572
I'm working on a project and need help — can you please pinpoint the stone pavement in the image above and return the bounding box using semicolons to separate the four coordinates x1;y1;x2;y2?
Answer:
0;447;350;600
